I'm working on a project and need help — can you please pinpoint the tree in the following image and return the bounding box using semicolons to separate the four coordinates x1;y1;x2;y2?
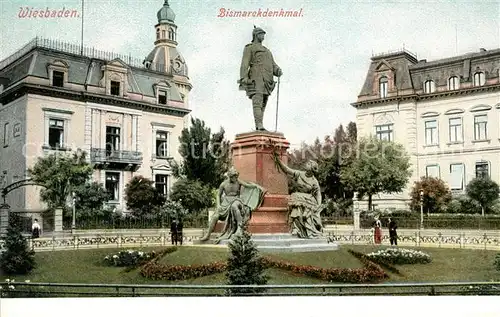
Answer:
124;176;166;217
410;177;452;214
169;179;214;213
172;117;230;189
0;213;36;275
73;182;109;214
225;219;268;296
28;151;93;208
341;137;412;211
466;178;500;216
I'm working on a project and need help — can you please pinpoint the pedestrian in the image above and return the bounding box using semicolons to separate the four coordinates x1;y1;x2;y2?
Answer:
31;218;41;239
170;219;178;245
388;217;398;246
177;218;183;246
374;216;382;244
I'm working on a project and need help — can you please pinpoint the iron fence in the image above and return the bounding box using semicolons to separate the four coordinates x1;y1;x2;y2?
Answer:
1;281;499;297
360;216;500;230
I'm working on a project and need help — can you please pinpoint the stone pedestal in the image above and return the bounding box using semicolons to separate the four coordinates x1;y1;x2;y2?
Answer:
54;208;63;232
0;204;10;237
353;211;360;231
230;131;290;233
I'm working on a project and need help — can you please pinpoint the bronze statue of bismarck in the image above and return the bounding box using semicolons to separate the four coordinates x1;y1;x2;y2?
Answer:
238;26;282;131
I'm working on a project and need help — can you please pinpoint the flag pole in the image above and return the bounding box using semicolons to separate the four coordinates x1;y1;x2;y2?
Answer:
274;77;280;132
80;0;84;55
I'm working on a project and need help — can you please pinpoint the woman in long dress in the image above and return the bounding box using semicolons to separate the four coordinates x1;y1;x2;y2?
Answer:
374;217;382;244
272;152;324;238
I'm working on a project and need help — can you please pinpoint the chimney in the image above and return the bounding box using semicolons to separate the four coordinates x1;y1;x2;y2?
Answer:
480;48;486;52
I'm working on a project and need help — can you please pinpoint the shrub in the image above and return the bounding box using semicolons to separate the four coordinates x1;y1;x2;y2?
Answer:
0;213;36;275
169;179;214;213
466;178;500;216
366;248;431;265
225;220;268;296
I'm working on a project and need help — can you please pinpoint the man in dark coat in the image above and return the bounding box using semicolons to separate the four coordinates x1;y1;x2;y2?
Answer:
170;219;178;245
388;217;398;246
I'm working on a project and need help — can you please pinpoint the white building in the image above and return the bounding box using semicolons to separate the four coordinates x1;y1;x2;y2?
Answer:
0;1;192;213
352;48;500;210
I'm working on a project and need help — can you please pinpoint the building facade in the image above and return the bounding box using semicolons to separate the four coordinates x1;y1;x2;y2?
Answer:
0;1;192;212
353;48;500;210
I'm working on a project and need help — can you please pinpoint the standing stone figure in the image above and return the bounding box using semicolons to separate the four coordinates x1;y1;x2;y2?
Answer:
272;152;324;238
200;167;266;243
239;26;283;131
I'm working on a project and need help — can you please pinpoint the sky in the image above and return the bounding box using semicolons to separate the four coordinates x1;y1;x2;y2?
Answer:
1;0;499;149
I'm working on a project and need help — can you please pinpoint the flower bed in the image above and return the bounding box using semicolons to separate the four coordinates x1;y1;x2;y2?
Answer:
104;247;177;268
140;252;388;283
366;248;432;265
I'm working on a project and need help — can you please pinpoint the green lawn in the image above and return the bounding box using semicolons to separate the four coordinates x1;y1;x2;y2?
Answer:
1;245;499;296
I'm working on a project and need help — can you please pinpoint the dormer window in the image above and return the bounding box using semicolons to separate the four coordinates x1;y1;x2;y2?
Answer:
158;90;167;105
473;72;485;86
448;76;459;90
47;60;69;88
424;80;435;93
52;71;65;87
110;81;120;96
379;76;388;98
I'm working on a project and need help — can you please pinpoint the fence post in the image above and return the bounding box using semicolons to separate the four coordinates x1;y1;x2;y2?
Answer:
73;234;77;249
460;233;463;249
484;233;487;250
414;232;418;247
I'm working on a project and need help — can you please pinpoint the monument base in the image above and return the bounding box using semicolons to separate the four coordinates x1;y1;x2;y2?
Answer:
231;131;291;234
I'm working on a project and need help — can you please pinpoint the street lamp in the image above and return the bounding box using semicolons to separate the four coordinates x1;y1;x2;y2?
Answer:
420;189;424;230
72;192;76;234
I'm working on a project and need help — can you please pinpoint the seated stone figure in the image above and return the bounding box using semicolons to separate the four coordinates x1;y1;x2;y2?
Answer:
272;152;324;238
200;167;266;243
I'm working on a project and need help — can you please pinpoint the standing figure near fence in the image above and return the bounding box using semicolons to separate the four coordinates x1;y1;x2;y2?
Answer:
374;216;382;244
31;219;41;239
170;219;179;245
388;217;398;246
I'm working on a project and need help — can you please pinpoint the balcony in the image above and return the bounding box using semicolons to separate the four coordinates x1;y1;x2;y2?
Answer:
90;148;142;171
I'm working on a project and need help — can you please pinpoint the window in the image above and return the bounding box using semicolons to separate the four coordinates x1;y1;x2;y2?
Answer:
475;161;489;179
105;172;120;201
448;76;459;90
156;131;168;158
379;76;388;98
473;114;488;140
155;174;168;196
158;90;167;105
449;163;465;191
448;117;463;143
426;165;440;178
106;126;120;155
110;81;120;96
156;29;160;40
48;119;64;148
424;120;438;145
375;124;393;141
52;71;64;87
473;72;485;86
424;80;435;93
3;123;9;147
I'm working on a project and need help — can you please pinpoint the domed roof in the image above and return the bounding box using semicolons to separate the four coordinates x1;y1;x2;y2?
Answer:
143;46;188;78
157;0;175;23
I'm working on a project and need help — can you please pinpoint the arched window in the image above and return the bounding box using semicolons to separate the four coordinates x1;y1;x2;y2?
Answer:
424;80;435;93
168;28;174;41
473;72;485;86
379;76;388;98
448;76;459;90
156;29;160;40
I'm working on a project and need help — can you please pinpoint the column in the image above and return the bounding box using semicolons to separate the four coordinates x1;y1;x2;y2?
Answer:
54;208;63;233
353;211;361;231
122;113;127;151
100;110;106;149
0;204;10;237
131;115;138;151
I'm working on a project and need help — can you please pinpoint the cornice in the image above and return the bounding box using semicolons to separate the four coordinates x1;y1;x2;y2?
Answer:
352;84;500;109
0;83;191;117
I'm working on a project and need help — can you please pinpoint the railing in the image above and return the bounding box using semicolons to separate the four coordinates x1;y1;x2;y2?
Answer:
372;48;418;59
0;37;185;76
360;216;500;230
1;281;499;297
90;148;142;164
